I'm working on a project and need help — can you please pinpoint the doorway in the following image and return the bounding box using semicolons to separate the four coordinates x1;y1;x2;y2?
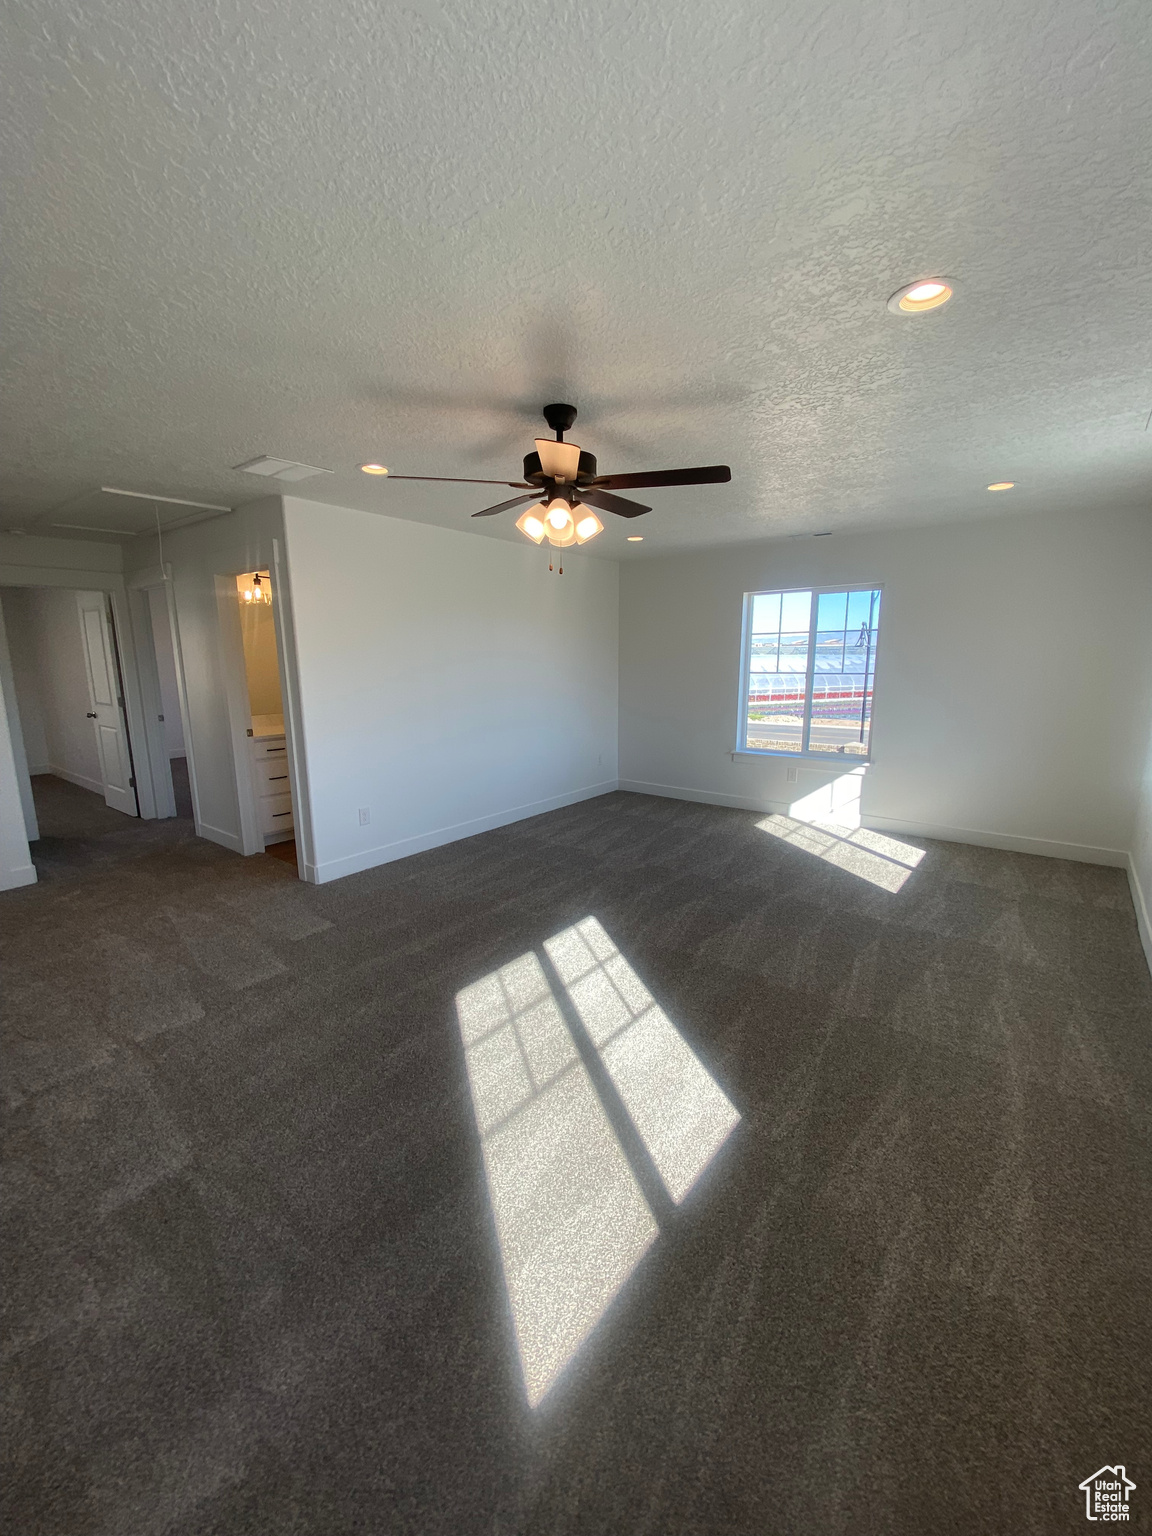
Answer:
231;569;298;870
0;585;141;816
0;579;190;883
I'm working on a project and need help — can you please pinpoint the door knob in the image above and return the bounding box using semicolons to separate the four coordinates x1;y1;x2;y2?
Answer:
86;712;97;718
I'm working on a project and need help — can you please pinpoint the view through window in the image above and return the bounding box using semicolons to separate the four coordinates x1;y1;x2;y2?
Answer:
741;586;882;757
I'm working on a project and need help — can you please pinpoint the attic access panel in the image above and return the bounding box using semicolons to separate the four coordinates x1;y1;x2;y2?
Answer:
33;488;231;543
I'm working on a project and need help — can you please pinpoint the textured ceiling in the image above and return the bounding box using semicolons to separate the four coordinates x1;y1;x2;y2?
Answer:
2;0;1150;556
18;487;229;544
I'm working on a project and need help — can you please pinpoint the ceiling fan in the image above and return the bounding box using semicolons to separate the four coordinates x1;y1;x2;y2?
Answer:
378;403;731;556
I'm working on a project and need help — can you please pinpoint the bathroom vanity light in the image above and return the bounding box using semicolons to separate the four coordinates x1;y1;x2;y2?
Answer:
240;573;272;605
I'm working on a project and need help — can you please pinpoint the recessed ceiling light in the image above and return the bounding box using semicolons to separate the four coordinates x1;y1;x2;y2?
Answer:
887;278;956;314
987;481;1015;491
360;463;389;475
627;535;643;542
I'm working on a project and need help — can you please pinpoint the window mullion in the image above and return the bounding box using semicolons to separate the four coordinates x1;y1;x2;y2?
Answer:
801;596;818;753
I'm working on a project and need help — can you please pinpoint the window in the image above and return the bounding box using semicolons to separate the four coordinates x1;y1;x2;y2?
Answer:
739;585;882;759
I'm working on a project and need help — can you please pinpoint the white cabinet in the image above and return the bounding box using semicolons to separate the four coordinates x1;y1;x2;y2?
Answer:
252;755;291;793
249;731;293;839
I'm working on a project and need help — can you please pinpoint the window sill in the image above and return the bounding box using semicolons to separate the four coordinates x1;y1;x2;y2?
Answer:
731;749;872;767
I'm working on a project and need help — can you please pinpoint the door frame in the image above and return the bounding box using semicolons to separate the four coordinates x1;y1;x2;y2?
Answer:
215;571;263;857
271;535;314;881
125;564;194;823
0;559;168;821
214;541;311;878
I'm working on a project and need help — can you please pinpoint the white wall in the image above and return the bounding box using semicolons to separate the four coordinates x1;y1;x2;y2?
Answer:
0;595;39;839
238;587;283;719
1;592;48;773
1131;715;1152;975
148;586;185;756
283;497;619;883
1;587;105;793
0;662;36;889
0;531;123;582
123;498;287;853
619;505;1152;865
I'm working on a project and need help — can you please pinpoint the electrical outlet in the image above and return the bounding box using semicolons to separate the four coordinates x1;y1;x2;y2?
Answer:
786;765;798;784
358;807;370;826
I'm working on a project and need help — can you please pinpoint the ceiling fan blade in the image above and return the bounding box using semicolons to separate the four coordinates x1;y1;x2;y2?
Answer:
590;465;732;490
385;475;531;487
471;492;544;519
579;486;651;519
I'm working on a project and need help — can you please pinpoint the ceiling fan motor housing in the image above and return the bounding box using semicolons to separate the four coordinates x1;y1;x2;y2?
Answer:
541;402;578;436
522;449;598;488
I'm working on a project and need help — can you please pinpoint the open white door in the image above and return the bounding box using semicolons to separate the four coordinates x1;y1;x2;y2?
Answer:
78;593;138;817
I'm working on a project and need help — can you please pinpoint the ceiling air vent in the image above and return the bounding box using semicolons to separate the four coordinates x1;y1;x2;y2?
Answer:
234;456;333;483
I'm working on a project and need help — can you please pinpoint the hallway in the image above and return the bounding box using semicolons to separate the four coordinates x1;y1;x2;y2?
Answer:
27;762;195;882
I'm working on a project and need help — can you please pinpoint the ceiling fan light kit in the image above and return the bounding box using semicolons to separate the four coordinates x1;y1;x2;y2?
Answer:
515;509;546;543
373;403;731;569
546;515;577;548
574;509;603;543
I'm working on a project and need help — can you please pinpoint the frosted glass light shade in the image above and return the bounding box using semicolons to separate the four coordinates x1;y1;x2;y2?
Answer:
515;508;546;543
574;509;603;544
545;512;576;547
535;439;581;481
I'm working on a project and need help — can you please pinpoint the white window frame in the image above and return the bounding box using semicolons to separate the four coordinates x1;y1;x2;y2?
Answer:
735;583;884;763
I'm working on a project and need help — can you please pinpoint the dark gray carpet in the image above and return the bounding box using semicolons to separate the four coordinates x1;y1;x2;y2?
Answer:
2;776;1150;1535
23;761;194;881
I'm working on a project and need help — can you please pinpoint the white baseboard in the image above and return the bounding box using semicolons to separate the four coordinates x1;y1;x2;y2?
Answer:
309;780;620;885
195;820;245;854
617;778;1128;868
620;777;789;816
861;811;1128;868
1129;855;1152;979
48;764;104;795
0;861;37;891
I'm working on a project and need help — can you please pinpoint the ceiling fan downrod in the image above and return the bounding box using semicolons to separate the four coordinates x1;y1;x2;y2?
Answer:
541;402;578;441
